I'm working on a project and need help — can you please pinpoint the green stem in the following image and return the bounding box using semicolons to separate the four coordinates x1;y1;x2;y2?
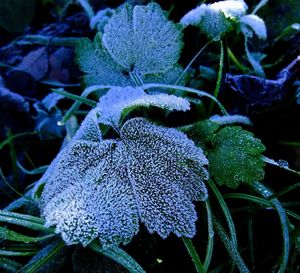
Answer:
0;132;36;151
227;47;248;73
207;179;237;247
182;237;205;273
14;35;80;46
77;0;94;19
213;219;250;273
208;40;224;115
251;181;290;273
141;83;228;115
203;200;214;272
175;40;214;85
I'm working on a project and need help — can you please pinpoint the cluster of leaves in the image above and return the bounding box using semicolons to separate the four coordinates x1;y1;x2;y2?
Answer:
0;1;300;273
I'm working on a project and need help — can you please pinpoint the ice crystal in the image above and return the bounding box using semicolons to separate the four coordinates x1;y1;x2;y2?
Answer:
40;117;208;247
97;86;190;127
76;3;183;87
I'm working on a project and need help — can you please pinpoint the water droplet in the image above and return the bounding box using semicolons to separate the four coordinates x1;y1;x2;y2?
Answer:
277;159;289;168
57;121;65;126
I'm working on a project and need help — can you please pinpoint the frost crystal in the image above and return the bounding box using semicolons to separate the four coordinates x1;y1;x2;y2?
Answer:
97;86;190;127
180;0;247;39
40;117;208;247
76;3;183;87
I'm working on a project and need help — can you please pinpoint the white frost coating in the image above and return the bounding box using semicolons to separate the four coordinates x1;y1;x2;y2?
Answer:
103;3;183;74
40;117;208;246
240;14;267;40
210;114;253;126
180;0;248;39
72;108;102;142
97;86;190;127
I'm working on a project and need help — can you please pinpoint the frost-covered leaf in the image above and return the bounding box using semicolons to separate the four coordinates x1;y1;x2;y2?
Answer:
180;0;247;40
76;3;183;86
40;117;208;246
97;86;190;127
103;3;182;74
76;33;131;87
240;14;267;40
208;126;266;188
90;8;115;32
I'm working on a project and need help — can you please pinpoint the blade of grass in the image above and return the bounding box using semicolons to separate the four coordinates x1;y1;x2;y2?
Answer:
213;218;250;273
252;182;290;273
175;40;214;85
59;85;113;125
89;241;146;273
0;226;55;243
182;237;205;273
17;240;65;273
203;200;214;272
207;179;237;247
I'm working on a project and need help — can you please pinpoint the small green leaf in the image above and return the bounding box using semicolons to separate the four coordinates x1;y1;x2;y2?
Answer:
240;14;267;39
208;126;266;188
179;120;219;148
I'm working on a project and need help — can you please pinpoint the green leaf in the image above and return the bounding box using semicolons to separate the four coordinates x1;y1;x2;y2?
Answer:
179;120;219;148
0;0;35;32
208;126;266;188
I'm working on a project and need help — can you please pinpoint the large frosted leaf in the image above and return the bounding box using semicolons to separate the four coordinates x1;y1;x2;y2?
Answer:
102;3;183;75
40;117;208;247
97;86;190;127
75;33;131;87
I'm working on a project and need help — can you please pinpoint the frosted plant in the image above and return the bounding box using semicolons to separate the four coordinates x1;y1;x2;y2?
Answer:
39;117;209;247
97;86;190;127
180;0;248;40
180;0;267;76
76;3;184;87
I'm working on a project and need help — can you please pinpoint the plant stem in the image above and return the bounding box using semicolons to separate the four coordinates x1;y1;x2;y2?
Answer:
208;40;224;115
227;47;248;73
251;181;290;273
182;237;205;273
175;40;214;85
